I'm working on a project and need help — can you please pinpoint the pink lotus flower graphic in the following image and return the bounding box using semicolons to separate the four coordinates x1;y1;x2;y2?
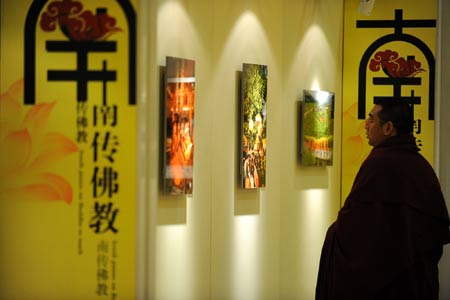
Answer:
0;79;78;204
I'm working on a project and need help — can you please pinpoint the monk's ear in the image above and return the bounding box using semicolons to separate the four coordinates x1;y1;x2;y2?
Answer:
383;121;397;136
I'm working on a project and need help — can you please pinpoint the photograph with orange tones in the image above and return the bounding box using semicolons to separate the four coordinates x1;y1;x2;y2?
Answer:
240;63;267;189
300;90;334;167
163;56;195;195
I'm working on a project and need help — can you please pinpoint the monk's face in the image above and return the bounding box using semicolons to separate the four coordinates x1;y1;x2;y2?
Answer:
364;105;390;147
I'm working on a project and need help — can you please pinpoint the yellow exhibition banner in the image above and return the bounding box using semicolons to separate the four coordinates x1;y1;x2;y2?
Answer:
0;1;137;299
342;0;436;202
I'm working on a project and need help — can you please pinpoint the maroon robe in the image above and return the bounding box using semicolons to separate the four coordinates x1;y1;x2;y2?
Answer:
316;135;450;300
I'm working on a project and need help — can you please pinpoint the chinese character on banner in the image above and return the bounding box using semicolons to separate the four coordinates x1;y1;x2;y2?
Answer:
0;0;138;299
342;2;436;203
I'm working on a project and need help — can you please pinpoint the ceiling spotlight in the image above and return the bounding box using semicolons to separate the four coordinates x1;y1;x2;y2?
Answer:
359;0;376;16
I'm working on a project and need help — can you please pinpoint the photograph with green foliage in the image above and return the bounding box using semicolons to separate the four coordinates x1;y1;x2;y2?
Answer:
241;63;268;189
301;90;334;166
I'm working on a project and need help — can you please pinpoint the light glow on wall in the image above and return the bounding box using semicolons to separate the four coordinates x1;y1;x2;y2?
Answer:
155;225;195;299
216;9;272;70
155;2;205;297
212;8;272;188
297;189;330;293
311;80;321;91
157;1;203;64
225;9;270;299
288;23;335;91
232;215;260;300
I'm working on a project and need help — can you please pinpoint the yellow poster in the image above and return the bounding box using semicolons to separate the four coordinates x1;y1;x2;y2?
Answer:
0;1;137;299
342;0;436;202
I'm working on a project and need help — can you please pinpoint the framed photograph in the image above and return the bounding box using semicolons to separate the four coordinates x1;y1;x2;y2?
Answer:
240;63;268;189
163;56;195;195
300;90;334;166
